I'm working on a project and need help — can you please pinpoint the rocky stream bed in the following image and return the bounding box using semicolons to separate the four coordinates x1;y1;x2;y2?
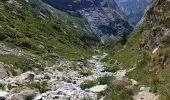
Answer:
0;51;159;100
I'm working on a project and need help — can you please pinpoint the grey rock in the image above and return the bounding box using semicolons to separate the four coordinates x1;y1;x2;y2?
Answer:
88;85;107;93
7;90;39;100
38;0;133;43
0;90;9;100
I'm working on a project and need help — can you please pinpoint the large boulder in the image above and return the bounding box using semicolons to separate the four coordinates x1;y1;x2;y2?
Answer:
0;68;9;79
7;89;40;100
0;61;10;79
0;90;9;100
88;85;107;93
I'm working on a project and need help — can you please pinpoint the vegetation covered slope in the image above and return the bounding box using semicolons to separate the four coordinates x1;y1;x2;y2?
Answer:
25;0;98;41
112;0;170;99
42;0;133;44
0;0;100;76
0;0;98;59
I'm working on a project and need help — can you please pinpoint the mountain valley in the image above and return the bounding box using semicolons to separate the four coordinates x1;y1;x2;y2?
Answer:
0;0;169;100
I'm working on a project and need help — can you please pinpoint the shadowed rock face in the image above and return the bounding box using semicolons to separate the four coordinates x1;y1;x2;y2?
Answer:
42;0;121;17
115;0;150;25
42;0;133;40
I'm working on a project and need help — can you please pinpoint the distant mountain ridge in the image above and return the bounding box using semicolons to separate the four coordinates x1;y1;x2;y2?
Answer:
42;0;133;44
115;0;150;25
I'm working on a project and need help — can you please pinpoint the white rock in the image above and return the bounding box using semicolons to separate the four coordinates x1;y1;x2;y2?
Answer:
34;95;42;100
88;85;107;93
99;96;105;100
130;79;138;85
133;91;159;100
0;90;9;99
113;70;126;79
140;87;150;92
152;47;159;54
7;0;19;5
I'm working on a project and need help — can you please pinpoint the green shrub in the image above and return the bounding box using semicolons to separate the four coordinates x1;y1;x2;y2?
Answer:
28;73;35;81
97;76;115;85
100;83;134;100
80;76;115;90
0;33;7;41
44;74;50;79
80;80;98;90
56;67;63;71
0;83;5;89
18;41;32;48
79;70;92;76
27;81;48;93
104;64;119;73
0;15;6;21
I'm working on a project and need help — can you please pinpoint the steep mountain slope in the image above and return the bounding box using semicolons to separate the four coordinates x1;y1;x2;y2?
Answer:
42;0;133;44
0;0;98;72
24;0;99;41
115;0;150;25
0;1;133;99
112;0;170;99
1;0;169;100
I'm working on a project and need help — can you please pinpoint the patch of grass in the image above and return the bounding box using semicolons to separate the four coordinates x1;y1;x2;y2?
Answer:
0;83;5;89
112;29;143;68
0;54;44;75
70;62;79;71
104;85;134;100
0;54;27;75
99;80;134;100
27;81;48;93
127;50;170;100
28;73;35;81
97;76;115;85
104;64;120;73
80;76;115;90
80;80;98;90
127;52;152;85
56;67;63;71
0;0;98;60
79;70;93;76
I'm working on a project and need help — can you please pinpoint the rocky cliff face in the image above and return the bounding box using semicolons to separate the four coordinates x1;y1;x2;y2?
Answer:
139;0;170;72
42;0;133;43
115;0;150;25
111;0;170;99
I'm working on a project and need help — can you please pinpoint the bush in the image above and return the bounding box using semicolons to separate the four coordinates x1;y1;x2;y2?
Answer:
27;81;48;93
18;41;32;48
79;70;92;76
0;15;6;21
0;33;7;41
104;64;119;73
0;83;5;89
97;76;115;85
80;80;98;90
80;76;115;90
28;74;35;81
99;82;134;100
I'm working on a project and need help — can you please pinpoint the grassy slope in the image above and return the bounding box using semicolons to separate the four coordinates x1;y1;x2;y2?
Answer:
0;0;97;59
113;29;143;68
29;0;97;41
30;0;86;27
0;0;99;75
109;0;170;99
